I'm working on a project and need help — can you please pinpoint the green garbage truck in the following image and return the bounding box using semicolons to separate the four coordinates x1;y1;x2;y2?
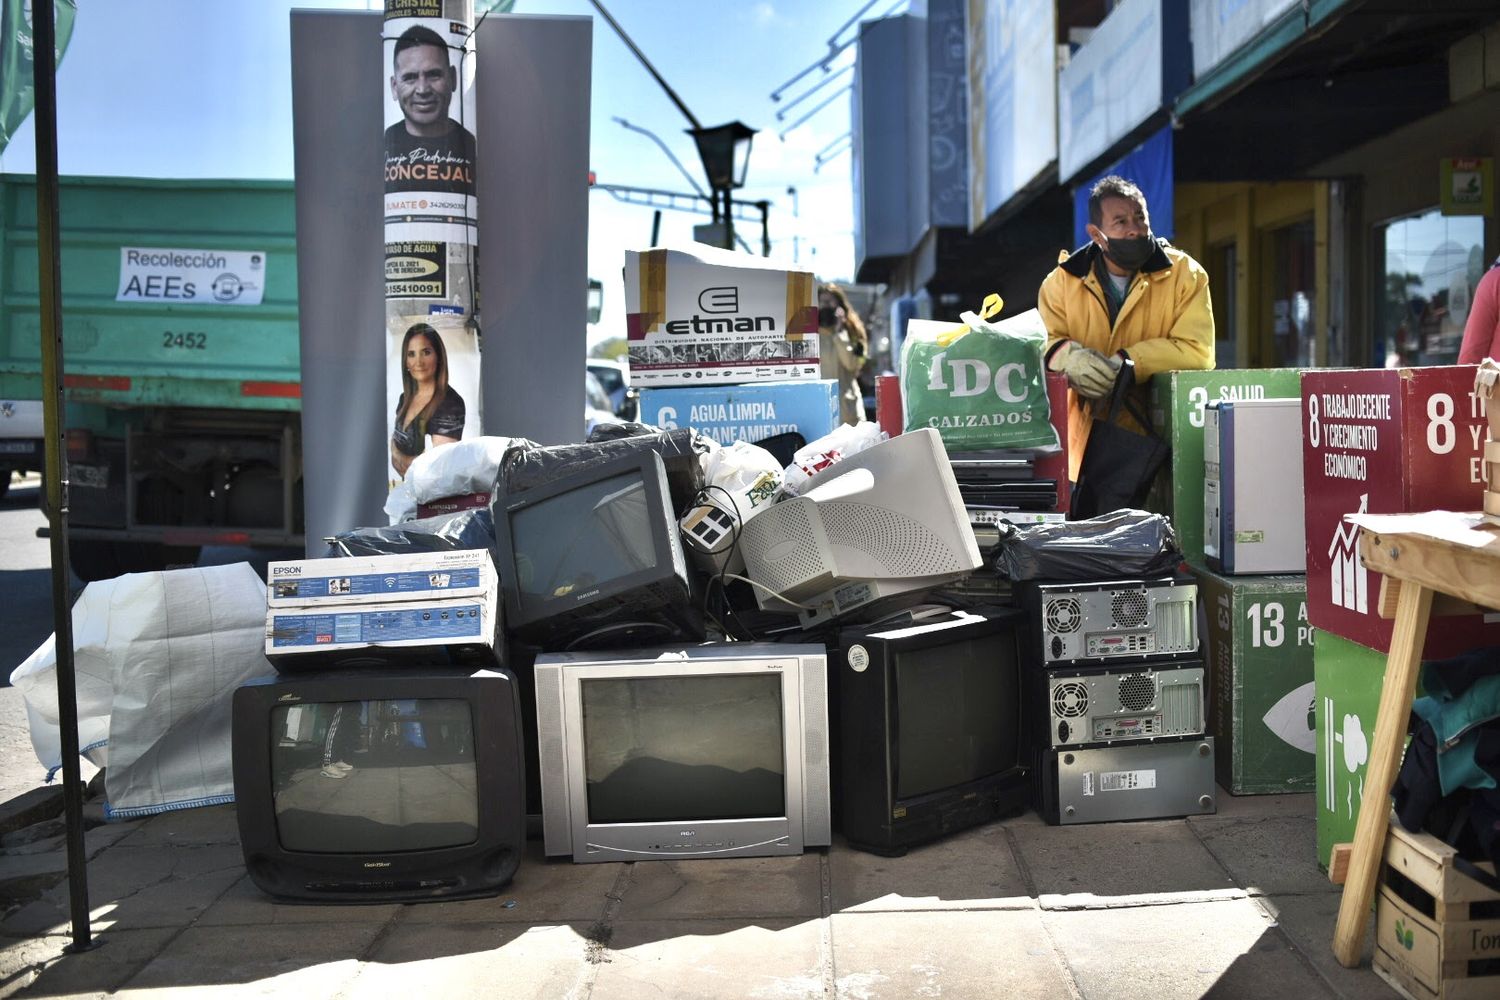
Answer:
0;174;303;580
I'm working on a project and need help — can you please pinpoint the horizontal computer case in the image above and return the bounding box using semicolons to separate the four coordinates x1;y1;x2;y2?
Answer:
1036;736;1217;825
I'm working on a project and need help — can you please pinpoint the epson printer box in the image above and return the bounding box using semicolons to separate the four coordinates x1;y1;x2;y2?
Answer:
637;379;840;447
264;550;502;669
1204;399;1305;574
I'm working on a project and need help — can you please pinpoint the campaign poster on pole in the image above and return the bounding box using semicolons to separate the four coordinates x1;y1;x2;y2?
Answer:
383;0;480;487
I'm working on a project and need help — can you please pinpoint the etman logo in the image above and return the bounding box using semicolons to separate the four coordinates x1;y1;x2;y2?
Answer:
698;286;739;313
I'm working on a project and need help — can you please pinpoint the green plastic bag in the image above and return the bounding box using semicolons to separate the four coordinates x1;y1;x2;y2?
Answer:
900;295;1059;452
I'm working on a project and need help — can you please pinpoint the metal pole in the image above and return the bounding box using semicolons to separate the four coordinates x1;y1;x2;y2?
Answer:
33;0;93;953
723;187;735;252
787;186;799;263
586;0;701;130
650;209;661;247
758;201;770;257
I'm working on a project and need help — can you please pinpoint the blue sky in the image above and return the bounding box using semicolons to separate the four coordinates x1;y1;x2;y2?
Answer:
0;0;886;347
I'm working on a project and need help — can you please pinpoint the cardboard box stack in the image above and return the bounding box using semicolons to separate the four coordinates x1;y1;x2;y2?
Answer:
1152;369;1313;798
1300;364;1500;869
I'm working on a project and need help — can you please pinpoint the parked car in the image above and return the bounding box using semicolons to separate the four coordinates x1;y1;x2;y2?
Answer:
585;371;621;436
586;357;637;420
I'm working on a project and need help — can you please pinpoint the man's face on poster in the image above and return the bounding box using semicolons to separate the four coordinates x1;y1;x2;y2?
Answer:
391;43;454;136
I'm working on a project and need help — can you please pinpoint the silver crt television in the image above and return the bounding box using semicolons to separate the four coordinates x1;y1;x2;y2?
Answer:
534;643;830;863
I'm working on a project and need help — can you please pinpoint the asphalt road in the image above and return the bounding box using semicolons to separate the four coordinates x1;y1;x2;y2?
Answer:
0;472;300;806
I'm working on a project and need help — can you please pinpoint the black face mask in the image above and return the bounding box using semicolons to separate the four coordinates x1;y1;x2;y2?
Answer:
818;305;839;329
1102;233;1156;271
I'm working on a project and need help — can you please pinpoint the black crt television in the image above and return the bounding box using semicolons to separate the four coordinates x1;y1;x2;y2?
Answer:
231;667;526;903
834;608;1028;856
493;449;702;650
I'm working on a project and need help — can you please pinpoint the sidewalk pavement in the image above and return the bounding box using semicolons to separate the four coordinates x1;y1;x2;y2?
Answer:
0;790;1390;999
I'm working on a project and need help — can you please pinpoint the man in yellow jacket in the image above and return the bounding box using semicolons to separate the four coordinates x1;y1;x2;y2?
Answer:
1039;175;1215;483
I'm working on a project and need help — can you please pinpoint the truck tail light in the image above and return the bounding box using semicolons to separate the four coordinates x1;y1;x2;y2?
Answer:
66;428;93;462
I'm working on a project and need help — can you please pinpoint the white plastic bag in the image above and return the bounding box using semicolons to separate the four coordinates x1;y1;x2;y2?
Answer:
701;440;783;519
405;435;517;504
781;422;889;496
9;563;275;818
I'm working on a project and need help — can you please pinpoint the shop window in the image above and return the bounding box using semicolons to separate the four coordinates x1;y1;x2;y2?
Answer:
1267;220;1315;369
1377;209;1485;368
1206;242;1237;367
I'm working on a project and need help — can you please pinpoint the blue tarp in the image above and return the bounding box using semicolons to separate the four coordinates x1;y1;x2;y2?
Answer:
1073;126;1174;247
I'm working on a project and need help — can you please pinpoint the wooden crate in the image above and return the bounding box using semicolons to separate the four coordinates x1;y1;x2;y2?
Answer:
1372;818;1500;1000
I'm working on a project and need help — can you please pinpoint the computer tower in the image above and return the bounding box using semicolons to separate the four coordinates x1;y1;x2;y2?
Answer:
1017;577;1200;668
1035;736;1216;825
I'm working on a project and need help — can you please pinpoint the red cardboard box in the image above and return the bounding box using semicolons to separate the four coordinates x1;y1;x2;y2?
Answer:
878;371;1069;513
1301;365;1500;656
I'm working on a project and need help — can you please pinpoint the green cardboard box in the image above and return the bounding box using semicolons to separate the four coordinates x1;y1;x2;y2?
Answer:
1148;368;1304;565
1194;565;1314;795
1314;628;1406;871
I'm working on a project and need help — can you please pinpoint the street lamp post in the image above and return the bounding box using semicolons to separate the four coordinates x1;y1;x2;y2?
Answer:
688;121;756;251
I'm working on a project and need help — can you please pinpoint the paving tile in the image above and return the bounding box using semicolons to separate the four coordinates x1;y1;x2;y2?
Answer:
1009;818;1239;905
1192;813;1336;895
346;922;592;999
1043;898;1336;1000
1253;893;1394;1000
112;922;379;996
3;927;176;998
595;918;825;1000
1201;791;1317;821
829;909;1073;1000
194;874;401;927
399;839;624;924
115;805;239;847
613;853;824;921
829;822;1033;913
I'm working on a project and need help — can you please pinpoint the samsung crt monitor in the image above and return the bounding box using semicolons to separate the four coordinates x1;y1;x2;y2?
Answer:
494;449;701;649
535;643;831;863
836;609;1027;855
739;428;982;625
231;667;526;903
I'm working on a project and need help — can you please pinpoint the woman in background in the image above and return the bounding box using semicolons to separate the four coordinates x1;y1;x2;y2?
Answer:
390;322;465;478
1458;258;1500;364
818;282;869;425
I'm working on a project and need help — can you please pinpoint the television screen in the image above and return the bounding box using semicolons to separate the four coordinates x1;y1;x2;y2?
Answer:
581;674;786;823
510;471;656;618
894;635;1018;799
270;698;478;853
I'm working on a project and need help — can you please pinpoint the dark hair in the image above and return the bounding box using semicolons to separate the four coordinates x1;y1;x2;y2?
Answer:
819;282;868;353
392;24;450;72
1088;175;1148;227
399;323;450;427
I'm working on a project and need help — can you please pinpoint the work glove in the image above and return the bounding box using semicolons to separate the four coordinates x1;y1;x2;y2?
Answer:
1060;345;1123;400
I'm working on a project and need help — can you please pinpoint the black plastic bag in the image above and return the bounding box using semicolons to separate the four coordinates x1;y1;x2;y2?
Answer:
497;426;709;515
324;508;496;558
1072;360;1169;519
992;508;1182;582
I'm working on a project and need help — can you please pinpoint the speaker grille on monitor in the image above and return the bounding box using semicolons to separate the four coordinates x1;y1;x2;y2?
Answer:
740;499;823;593
1118;673;1155;712
1045;598;1083;634
533;664;571;856
799;653;831;847
820;502;964;575
1052;681;1088;718
1111;590;1149;628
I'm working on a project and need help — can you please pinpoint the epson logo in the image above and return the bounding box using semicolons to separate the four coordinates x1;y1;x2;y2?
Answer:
363;861;392;869
665;314;776;335
271;566;301;576
574;589;601;603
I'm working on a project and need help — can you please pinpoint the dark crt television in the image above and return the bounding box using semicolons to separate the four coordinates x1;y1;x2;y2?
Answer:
494;449;702;650
231;667;525;903
834;608;1028;856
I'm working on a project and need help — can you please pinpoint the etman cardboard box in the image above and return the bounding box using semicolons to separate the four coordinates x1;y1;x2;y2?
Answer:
624;243;819;387
1193;566;1314;795
1301;365;1500;657
266;550;496;607
1149;368;1303;565
1204;398;1305;574
637;379;839;447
